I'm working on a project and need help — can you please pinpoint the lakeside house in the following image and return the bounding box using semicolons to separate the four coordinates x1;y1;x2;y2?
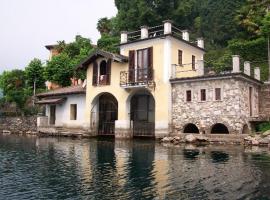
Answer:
36;20;270;139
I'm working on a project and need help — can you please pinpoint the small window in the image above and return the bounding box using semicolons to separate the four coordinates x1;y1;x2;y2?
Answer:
215;88;221;101
192;55;195;70
200;89;206;101
178;50;183;65
186;90;192;102
70;104;77;120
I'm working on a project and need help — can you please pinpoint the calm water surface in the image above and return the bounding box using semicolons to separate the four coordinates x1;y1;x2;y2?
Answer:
0;135;270;200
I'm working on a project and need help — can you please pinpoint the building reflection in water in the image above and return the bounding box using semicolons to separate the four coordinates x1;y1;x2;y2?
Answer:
9;136;270;200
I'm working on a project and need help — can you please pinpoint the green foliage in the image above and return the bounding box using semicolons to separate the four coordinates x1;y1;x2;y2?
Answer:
44;35;94;86
44;53;74;87
25;58;45;94
257;122;270;132
0;70;30;113
97;34;120;53
260;12;270;36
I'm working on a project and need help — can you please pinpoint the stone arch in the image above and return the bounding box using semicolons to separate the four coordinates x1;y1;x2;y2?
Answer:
183;123;200;134
90;92;119;134
126;89;155;137
211;123;229;134
242;124;250;134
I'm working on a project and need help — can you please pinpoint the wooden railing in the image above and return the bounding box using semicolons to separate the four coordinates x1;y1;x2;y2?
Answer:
120;68;155;88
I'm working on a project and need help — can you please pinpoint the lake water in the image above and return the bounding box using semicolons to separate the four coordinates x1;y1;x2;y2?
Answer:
0;135;270;200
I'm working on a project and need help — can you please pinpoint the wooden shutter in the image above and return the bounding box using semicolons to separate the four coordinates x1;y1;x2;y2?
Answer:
192;55;195;70
178;50;183;65
106;59;112;85
148;47;153;80
129;50;135;82
92;61;98;86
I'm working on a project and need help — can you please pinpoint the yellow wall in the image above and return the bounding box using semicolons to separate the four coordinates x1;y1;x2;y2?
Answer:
84;36;205;132
171;37;205;78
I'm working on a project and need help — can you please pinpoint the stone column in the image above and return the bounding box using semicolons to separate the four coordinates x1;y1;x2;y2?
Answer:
197;38;204;49
120;31;128;44
182;30;189;41
244;61;251;76
141;26;149;39
163;20;172;35
232;55;240;73
254;67;261;81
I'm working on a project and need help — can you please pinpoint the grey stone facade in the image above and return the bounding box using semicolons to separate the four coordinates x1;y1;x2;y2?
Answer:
259;82;270;119
171;74;261;135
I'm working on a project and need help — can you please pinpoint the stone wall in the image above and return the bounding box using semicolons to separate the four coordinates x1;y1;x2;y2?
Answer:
171;77;260;135
259;82;270;119
0;116;37;134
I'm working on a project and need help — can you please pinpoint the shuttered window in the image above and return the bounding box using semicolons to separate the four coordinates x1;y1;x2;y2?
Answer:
92;61;98;86
200;89;206;101
215;88;221;101
186;90;192;102
192;55;195;70
178;50;183;65
70;104;77;120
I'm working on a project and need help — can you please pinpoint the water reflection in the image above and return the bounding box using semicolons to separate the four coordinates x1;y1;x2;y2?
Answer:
0;135;270;200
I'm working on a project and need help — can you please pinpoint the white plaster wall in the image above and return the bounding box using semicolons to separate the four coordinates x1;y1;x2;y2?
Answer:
45;94;87;128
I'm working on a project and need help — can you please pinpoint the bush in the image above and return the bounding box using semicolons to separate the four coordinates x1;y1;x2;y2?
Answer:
257;122;270;132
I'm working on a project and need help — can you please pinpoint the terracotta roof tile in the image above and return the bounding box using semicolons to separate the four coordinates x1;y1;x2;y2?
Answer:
36;85;86;98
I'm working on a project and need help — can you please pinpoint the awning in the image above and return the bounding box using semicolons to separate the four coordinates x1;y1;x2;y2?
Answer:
35;98;66;105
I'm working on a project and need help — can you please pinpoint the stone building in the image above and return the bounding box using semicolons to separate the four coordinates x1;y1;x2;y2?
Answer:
36;20;270;139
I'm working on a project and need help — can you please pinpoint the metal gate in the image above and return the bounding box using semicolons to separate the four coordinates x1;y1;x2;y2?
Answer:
98;94;118;136
131;94;155;137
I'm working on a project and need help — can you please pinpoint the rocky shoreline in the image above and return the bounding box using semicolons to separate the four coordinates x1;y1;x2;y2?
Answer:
160;132;270;147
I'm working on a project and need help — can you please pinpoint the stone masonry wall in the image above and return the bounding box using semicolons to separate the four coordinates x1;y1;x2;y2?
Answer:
171;78;260;134
259;82;270;119
0;116;37;134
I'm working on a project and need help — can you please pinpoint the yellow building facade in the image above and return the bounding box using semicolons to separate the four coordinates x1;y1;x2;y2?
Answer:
78;21;205;138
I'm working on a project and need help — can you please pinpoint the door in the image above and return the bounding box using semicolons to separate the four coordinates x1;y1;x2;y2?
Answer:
131;94;155;137
98;94;118;136
137;49;149;82
49;105;56;125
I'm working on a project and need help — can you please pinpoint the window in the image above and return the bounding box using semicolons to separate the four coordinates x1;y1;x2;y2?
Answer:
192;55;195;70
70;104;77;120
137;48;149;69
178;50;183;65
186;90;192;102
215;88;221;101
200;89;206;101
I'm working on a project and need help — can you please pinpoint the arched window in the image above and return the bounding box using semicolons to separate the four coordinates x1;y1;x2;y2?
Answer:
183;123;199;134
100;60;107;75
211;123;229;134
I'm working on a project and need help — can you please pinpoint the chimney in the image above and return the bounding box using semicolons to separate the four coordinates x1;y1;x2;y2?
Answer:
163;20;172;34
254;67;261;81
197;60;204;76
182;30;189;41
141;26;149;39
232;55;240;73
197;38;204;49
120;31;128;44
244;61;251;76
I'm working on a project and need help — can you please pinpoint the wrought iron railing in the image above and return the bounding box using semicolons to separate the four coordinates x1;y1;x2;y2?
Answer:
120;68;155;87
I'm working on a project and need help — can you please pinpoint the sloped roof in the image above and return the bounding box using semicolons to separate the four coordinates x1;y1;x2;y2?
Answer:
77;49;128;69
36;97;66;105
36;85;86;98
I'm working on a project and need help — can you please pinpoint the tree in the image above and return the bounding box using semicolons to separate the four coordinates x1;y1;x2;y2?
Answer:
25;58;45;95
44;35;94;86
0;70;30;113
97;18;112;35
44;53;73;87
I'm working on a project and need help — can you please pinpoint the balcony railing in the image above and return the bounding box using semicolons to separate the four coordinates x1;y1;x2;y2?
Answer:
120;68;155;88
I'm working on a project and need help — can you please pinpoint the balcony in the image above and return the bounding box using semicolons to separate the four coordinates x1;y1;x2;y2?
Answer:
120;68;155;89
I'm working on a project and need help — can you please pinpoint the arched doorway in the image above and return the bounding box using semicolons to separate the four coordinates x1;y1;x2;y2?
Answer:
211;123;229;134
242;124;250;134
98;93;118;136
183;123;199;134
130;91;155;137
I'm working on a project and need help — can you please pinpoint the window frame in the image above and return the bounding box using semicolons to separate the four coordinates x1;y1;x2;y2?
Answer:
214;87;222;101
192;55;196;70
199;88;207;102
178;50;183;66
70;104;77;120
186;90;192;102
